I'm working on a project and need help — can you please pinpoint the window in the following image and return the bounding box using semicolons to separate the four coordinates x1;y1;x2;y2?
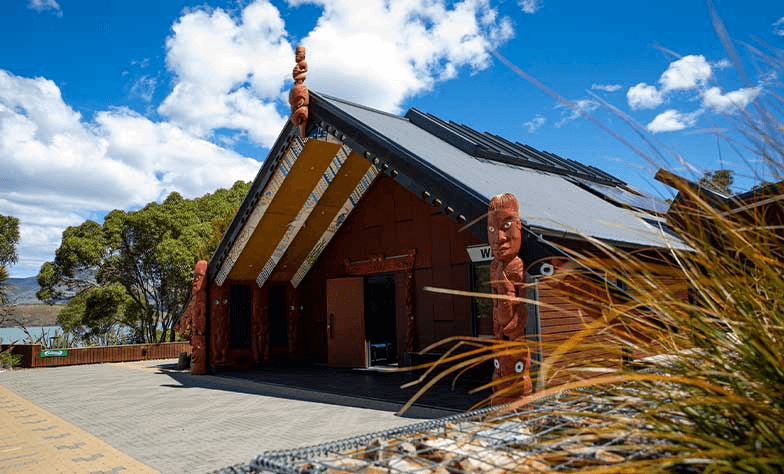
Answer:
470;263;493;337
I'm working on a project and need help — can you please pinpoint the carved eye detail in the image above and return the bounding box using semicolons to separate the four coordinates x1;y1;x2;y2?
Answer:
503;221;513;230
493;359;500;369
488;225;495;233
515;361;525;373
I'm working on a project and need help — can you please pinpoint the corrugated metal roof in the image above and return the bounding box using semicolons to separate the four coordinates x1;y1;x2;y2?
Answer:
319;94;687;250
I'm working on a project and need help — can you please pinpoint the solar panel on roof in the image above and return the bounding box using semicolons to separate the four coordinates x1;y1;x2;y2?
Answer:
577;180;670;214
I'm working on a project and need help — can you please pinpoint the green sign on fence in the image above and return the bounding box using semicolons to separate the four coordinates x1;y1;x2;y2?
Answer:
40;349;68;358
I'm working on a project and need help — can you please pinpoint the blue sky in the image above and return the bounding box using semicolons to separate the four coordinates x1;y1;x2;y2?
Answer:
1;0;782;278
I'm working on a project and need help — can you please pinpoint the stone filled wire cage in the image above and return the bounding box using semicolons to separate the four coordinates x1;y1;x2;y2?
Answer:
210;388;673;474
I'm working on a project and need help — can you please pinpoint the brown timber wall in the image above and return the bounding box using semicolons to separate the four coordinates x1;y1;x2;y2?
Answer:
1;342;191;368
534;264;689;389
299;176;483;362
536;280;621;388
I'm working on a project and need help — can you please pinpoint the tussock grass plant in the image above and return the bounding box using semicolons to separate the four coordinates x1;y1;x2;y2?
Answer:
403;29;784;474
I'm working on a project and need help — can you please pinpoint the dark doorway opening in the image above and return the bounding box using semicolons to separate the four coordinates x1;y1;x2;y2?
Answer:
268;285;288;350
364;273;397;365
229;285;251;349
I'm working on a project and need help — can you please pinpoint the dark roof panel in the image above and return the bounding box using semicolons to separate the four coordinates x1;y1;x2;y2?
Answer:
404;108;626;186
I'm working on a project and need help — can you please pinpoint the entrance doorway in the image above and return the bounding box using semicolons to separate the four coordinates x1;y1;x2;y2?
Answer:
325;275;400;368
364;274;397;366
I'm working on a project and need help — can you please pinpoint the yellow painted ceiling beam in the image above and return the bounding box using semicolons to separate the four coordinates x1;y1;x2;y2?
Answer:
268;151;378;285
228;138;343;281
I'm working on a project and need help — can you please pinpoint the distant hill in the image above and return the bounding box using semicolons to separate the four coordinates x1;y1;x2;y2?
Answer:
5;273;85;305
6;277;43;305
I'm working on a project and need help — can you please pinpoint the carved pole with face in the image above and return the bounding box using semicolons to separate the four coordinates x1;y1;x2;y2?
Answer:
487;193;532;402
175;259;208;375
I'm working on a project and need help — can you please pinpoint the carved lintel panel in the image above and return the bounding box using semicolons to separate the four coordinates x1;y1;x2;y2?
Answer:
344;249;416;275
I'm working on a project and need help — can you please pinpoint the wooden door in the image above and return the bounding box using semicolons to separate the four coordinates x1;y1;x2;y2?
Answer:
326;277;367;368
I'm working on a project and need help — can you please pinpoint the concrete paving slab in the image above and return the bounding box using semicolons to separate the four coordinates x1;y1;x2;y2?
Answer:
0;360;461;473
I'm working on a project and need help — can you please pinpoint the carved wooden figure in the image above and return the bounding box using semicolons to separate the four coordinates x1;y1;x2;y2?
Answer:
176;260;209;374
289;45;309;137
487;193;532;403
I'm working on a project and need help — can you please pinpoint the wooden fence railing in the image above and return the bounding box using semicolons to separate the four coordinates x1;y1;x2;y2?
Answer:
1;342;191;368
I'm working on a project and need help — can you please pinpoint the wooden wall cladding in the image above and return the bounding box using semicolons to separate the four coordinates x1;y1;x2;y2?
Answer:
299;176;483;359
534;267;689;389
536;279;620;388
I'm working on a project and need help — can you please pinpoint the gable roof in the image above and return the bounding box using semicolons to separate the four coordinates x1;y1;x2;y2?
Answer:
208;92;686;286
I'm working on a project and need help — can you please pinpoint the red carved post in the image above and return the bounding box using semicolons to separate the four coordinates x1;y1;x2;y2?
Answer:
210;285;230;367
251;286;269;364
175;260;209;374
488;193;532;404
287;284;303;360
289;45;309;137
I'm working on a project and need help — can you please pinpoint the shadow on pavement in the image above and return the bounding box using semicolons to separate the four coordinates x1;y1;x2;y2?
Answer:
155;363;491;420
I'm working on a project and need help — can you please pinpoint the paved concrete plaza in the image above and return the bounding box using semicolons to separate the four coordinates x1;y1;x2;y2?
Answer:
0;360;471;473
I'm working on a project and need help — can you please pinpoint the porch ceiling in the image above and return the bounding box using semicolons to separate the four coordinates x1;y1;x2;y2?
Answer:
267;150;375;284
228;138;343;281
223;136;378;287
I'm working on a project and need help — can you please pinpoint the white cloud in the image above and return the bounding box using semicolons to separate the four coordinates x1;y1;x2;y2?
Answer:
159;0;512;146
646;109;702;133
627;82;664;110
0;70;260;277
158;1;292;147
27;0;61;16
130;75;157;103
701;86;760;113
659;55;712;92
518;0;543;14
712;58;732;70
591;83;622;93
555;99;598;127
523;114;546;133
298;0;514;113
626;55;713;111
774;17;784;36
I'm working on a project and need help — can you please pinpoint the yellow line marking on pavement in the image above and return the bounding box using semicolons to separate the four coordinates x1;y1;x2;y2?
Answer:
0;386;159;474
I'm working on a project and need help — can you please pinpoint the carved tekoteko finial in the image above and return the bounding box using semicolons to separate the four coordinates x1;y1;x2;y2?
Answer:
289;45;309;137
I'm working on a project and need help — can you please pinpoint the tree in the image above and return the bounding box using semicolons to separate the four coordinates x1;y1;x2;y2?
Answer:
0;215;20;326
698;169;734;195
39;181;251;343
0;215;20;267
57;283;133;345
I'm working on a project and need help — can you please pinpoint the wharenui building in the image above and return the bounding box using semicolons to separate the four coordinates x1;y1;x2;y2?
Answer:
191;87;687;386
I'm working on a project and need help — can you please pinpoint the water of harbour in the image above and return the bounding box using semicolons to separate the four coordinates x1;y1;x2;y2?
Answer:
0;326;62;345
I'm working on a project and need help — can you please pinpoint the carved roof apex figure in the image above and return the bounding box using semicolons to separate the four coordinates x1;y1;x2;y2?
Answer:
289;45;309;137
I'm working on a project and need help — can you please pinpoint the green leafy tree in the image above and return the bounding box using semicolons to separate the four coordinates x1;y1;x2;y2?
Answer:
39;181;250;343
698;169;734;195
57;283;133;345
0;215;20;267
0;264;10;326
0;215;20;325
